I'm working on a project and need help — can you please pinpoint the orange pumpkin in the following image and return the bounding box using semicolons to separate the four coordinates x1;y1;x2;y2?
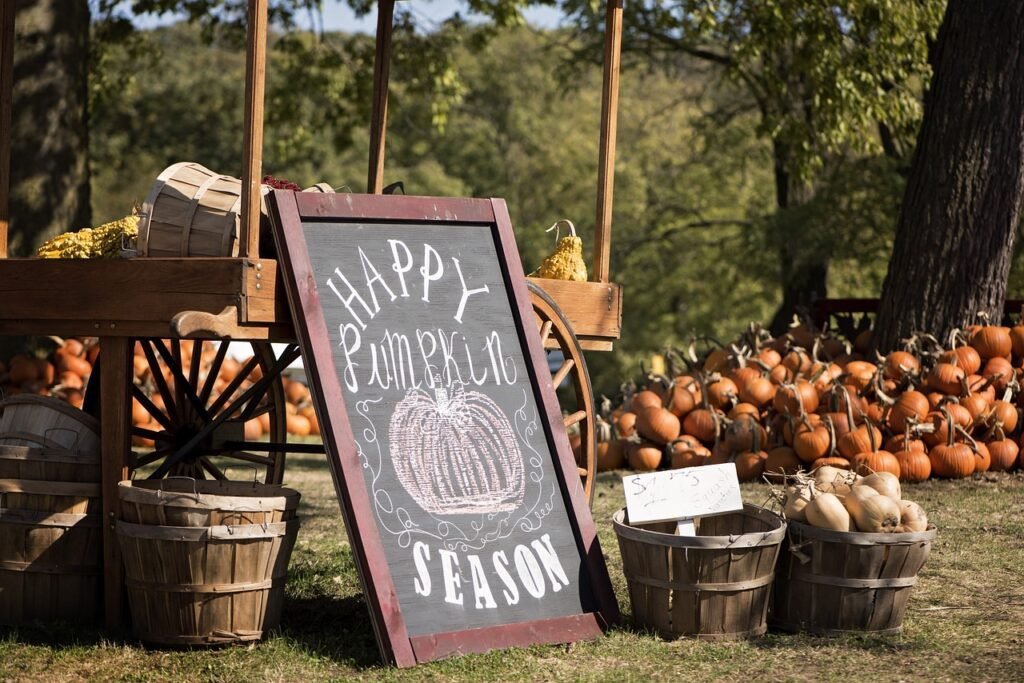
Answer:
765;446;801;480
850;450;901;478
987;437;1019;472
895;448;931;482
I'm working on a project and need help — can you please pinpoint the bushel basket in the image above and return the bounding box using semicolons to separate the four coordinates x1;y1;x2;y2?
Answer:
771;519;936;635
116;478;301;645
612;504;786;640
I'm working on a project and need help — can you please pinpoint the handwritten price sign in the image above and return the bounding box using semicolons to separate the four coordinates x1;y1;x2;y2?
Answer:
622;464;743;526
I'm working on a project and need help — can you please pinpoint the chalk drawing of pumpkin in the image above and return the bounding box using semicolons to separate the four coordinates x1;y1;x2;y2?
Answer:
389;382;525;515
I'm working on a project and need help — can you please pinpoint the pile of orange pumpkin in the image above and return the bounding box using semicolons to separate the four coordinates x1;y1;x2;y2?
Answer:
595;321;1024;482
0;338;319;439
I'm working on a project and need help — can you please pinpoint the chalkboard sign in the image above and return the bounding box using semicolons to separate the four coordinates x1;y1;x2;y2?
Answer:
268;192;618;667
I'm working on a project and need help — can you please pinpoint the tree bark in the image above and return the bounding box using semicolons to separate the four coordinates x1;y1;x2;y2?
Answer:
769;140;828;336
9;0;90;256
874;1;1024;352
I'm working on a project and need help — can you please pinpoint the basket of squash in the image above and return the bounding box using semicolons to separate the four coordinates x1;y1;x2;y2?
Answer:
770;467;935;635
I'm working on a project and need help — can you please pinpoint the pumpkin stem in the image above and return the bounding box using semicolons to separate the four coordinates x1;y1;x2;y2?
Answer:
940;404;956;449
955;424;980;454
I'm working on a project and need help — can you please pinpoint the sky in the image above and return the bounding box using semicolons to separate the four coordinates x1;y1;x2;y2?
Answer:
128;1;565;33
307;1;564;33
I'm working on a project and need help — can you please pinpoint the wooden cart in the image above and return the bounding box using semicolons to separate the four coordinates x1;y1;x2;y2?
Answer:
0;0;623;629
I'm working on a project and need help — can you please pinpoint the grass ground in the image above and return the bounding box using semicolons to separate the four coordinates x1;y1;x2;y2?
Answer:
1;455;1022;682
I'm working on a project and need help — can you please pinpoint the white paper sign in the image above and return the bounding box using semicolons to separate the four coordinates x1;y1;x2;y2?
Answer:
622;464;743;525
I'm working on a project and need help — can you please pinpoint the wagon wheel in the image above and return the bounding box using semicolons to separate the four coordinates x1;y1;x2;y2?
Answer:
127;339;301;485
528;282;596;506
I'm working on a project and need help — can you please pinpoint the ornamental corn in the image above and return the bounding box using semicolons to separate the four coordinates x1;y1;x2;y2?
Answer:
37;214;139;259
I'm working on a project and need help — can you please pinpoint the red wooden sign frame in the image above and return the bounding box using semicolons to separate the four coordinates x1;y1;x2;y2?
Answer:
268;191;619;667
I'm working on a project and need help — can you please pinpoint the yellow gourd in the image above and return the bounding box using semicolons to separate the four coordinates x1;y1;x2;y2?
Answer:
532;219;587;282
37;213;139;259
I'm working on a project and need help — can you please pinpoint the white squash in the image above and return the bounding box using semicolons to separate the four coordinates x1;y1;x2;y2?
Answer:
850;494;902;533
859;471;902;501
842;484;879;519
805;492;851;532
814;466;855;496
784;483;814;522
898;500;929;533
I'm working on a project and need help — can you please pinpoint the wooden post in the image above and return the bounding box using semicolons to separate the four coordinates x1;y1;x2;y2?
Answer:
593;1;623;284
0;1;15;259
240;0;268;258
367;0;395;194
100;337;133;629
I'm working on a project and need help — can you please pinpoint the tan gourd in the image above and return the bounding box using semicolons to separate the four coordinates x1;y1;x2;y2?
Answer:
859;471;902;501
849;493;901;533
805;492;851;532
813;465;856;496
783;483;814;522
841;484;879;516
898;500;929;533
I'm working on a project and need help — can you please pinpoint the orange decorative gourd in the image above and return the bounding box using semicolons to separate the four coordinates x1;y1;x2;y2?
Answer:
987;437;1019;472
631;390;663;413
734;451;767;482
850;449;900;478
765;446;801;480
928;362;966;395
971;325;1012;360
939;345;981;375
774;380;819;416
706;377;739;409
670;438;711;469
887;390;929;433
627;441;664;471
883;351;920;381
683;408;719;444
635;406;681;445
792;418;833;464
983;356;1014;392
895;448;931;482
929;408;976;478
739;376;775;409
837;422;882;459
811;456;851;470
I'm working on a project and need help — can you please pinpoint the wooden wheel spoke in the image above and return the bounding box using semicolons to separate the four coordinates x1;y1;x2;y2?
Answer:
222;441;325;454
152;338;212;423
132;385;174;431
199;457;228;480
141;340;180;424
215;450;276;467
132;425;168;441
150;345;301;479
564;410;587;428
552;358;575;388
236;385;273;422
539;320;553;345
134;447;175;468
208;354;262;416
198;341;230;406
187;339;203;388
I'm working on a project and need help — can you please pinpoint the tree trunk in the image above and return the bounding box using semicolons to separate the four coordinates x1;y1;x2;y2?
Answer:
874;1;1024;352
9;0;90;256
769;140;829;336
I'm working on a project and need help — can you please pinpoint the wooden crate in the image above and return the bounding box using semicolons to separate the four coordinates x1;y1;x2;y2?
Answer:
771;520;936;635
612;504;786;640
117;519;299;645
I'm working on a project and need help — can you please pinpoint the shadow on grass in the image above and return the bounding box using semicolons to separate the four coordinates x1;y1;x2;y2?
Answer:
276;593;382;668
0;620;131;649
